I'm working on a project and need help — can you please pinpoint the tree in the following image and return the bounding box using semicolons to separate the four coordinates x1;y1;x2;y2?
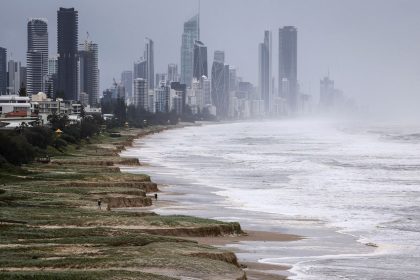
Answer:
55;90;65;100
47;84;52;99
18;83;27;97
80;103;86;119
47;113;69;130
114;97;127;125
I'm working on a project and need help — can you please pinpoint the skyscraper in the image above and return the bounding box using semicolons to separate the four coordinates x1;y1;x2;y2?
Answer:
48;56;58;75
145;38;154;89
170;81;187;113
155;83;170;113
46;56;58;98
167;63;178;82
258;30;272;113
133;78;148;110
229;66;237;92
211;51;229;118
180;14;199;87
20;67;27;89
57;7;78;100
27;18;48;96
193;40;207;80
155;73;167;88
121;70;133;101
7;60;21;95
134;59;147;80
201;75;211;106
133;38;154;89
213;50;225;64
0;47;6;95
279;26;297;112
78;40;99;107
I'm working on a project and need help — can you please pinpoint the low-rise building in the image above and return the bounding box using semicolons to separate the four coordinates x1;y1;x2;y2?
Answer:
0;95;32;117
0;95;38;129
31;92;82;123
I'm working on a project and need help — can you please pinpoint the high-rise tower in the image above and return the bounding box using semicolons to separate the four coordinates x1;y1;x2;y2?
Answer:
0;47;6;95
133;38;154;89
193;40;207;80
180;14;199;87
211;51;229;118
7;60;21;95
57;7;78;100
278;26;297;112
145;38;154;89
78;40;99;107
27;18;48;96
167;63;178;82
133;78;148;110
258;30;272;114
121;70;133;101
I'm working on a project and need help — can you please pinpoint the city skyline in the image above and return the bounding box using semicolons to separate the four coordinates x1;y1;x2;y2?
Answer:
1;0;420;115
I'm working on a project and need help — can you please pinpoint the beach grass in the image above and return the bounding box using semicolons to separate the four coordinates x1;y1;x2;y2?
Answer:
0;126;246;280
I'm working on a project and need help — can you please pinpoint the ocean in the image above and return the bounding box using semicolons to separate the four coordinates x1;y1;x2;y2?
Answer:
120;119;420;279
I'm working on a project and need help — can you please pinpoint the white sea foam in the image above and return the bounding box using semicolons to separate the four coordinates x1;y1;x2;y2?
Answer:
121;120;420;279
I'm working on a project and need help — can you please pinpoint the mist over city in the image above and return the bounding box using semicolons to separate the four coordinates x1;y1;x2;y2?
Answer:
1;0;420;119
1;1;420;280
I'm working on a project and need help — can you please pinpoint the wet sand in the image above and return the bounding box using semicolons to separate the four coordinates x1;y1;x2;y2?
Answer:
244;262;290;280
185;230;302;246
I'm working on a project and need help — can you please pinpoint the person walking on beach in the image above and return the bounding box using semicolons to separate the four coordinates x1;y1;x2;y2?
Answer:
97;199;102;210
154;193;158;200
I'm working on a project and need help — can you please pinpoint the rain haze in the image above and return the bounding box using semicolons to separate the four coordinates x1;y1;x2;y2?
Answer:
1;0;420;117
2;1;420;280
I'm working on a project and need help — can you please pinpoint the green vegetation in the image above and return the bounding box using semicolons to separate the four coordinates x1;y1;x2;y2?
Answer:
0;126;245;279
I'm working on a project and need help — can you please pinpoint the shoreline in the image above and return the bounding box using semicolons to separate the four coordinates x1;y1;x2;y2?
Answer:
119;123;305;279
0;124;250;280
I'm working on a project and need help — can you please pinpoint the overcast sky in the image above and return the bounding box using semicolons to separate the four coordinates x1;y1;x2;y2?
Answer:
1;0;420;115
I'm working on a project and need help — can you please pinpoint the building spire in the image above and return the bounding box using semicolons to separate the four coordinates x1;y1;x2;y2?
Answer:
198;0;201;40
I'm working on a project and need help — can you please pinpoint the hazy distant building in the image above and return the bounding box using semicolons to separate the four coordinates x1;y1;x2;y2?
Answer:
78;40;99;107
27;18;48;96
229;66;237;92
134;59;147;80
193;40;207;80
258;30;272;113
115;82;125;100
0;47;7;95
180;14;199;87
133;38;154;90
319;76;336;109
201;75;211;105
155;83;170;113
133;78;148;110
170;81;187;112
144;38;154;89
279;26;297;112
7;60;21;95
57;7;78;101
155;73;167;88
121;70;133;101
167;63;179;82
211;51;229;118
213;50;225;64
